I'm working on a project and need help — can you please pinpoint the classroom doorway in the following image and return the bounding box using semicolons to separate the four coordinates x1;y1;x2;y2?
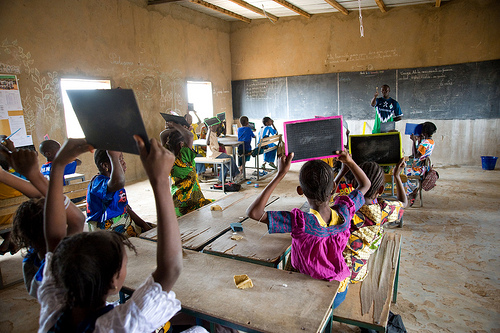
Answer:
187;81;213;121
60;78;111;138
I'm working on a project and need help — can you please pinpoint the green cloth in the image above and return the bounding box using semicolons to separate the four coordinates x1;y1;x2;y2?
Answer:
170;147;213;217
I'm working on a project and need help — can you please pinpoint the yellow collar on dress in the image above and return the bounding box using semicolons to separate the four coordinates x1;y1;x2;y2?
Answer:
310;208;340;227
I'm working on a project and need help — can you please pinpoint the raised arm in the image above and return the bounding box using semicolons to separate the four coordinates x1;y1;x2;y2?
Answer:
135;136;182;292
106;151;126;193
370;89;379;107
44;139;93;252
170;121;194;148
336;150;371;196
0;146;43;198
246;153;294;225
392;157;408;208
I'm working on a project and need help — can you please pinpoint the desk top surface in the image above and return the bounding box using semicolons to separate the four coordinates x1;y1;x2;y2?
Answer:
140;192;278;250
203;196;307;265
193;136;242;147
124;237;338;333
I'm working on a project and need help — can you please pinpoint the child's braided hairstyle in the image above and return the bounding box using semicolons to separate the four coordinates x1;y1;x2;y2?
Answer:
347;161;385;199
11;198;45;253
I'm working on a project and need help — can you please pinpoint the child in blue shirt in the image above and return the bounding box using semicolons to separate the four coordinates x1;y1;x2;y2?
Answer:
86;149;151;237
258;116;278;170
39;140;81;185
237;116;255;169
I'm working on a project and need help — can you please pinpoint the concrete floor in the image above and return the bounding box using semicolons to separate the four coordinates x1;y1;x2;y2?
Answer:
1;165;499;332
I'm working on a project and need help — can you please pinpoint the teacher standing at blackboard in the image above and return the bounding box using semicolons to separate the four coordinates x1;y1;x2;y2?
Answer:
370;84;403;134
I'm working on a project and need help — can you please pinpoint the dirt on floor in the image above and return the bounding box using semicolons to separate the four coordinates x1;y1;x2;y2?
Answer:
1;165;499;332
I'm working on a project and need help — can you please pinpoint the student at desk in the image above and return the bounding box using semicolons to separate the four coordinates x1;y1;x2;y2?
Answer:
247;151;370;309
204;123;242;183
160;121;213;217
38;137;207;333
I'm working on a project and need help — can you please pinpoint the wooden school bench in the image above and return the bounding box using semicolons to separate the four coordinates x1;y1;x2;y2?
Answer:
202;195;307;268
330;232;402;333
140;192;278;251
246;134;282;181
122;237;339;333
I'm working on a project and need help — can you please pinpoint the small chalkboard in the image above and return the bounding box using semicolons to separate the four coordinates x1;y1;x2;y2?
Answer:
249;122;256;131
204;117;221;128
216;112;226;121
160;113;190;128
284;116;343;163
66;89;149;155
405;123;422;135
380;122;395;133
349;132;402;166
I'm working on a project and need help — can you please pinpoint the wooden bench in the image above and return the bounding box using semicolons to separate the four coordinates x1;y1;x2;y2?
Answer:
246;134;282;180
194;156;233;192
330;232;402;332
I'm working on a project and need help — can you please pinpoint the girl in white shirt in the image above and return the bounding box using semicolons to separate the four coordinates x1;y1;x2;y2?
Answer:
38;137;207;333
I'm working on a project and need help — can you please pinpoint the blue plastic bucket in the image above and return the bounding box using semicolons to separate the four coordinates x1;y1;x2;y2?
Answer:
481;156;498;170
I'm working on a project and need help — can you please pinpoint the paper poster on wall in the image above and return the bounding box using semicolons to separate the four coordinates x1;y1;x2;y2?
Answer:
0;74;32;147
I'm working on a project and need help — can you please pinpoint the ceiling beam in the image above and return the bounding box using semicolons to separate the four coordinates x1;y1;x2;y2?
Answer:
189;0;251;23
148;0;182;4
228;0;279;22
435;0;442;7
271;0;311;18
324;0;348;15
374;0;387;13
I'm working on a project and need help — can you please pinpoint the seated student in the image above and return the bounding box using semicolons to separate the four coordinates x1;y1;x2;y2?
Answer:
0;139;43;255
160;121;213;217
4;147;85;298
405;121;437;205
336;159;407;304
38;137;207;333
246;151;370;309
204;123;242;183
86;149;151;237
237;116;255;170
256;116;278;170
39;139;81;185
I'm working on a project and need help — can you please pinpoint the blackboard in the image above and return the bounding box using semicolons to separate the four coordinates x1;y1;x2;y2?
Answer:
349;132;402;166
232;59;500;121
398;60;500;119
284;116;343;163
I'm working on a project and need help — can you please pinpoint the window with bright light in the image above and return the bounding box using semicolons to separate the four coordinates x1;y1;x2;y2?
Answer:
60;78;111;138
187;81;213;121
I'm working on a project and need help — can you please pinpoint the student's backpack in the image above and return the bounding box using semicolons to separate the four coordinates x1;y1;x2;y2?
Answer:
422;165;439;191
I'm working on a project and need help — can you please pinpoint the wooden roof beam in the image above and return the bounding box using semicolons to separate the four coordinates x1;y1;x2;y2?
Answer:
271;0;311;18
374;0;387;12
436;0;442;7
189;0;251;23
324;0;348;15
228;0;279;22
148;0;182;4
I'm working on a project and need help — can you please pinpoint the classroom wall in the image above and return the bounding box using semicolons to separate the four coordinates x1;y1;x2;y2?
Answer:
230;0;500;167
0;0;232;181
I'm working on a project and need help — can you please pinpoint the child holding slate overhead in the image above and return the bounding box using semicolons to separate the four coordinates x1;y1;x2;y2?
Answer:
38;138;207;333
161;121;213;217
86;149;151;237
336;159;406;304
246;150;370;309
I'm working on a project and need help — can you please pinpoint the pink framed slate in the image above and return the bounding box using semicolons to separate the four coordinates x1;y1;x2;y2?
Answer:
283;115;344;163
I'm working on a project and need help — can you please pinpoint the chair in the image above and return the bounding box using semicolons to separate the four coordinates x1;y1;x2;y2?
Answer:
246;134;282;181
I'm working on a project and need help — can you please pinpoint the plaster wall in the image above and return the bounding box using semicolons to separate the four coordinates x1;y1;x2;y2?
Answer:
230;0;500;167
0;0;232;181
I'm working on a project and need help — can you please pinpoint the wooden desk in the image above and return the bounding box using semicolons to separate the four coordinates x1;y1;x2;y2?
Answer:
140;193;279;251
193;137;245;180
331;233;402;332
123;237;339;333
203;196;307;267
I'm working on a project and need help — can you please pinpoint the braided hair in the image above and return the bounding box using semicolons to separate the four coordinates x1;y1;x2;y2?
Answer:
11;198;46;254
299;160;335;204
161;129;184;156
348;161;385;199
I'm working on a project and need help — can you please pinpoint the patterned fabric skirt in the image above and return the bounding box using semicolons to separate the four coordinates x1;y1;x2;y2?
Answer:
88;212;142;238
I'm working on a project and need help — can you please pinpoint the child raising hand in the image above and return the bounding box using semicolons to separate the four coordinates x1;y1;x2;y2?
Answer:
39;138;206;332
246;150;370;308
